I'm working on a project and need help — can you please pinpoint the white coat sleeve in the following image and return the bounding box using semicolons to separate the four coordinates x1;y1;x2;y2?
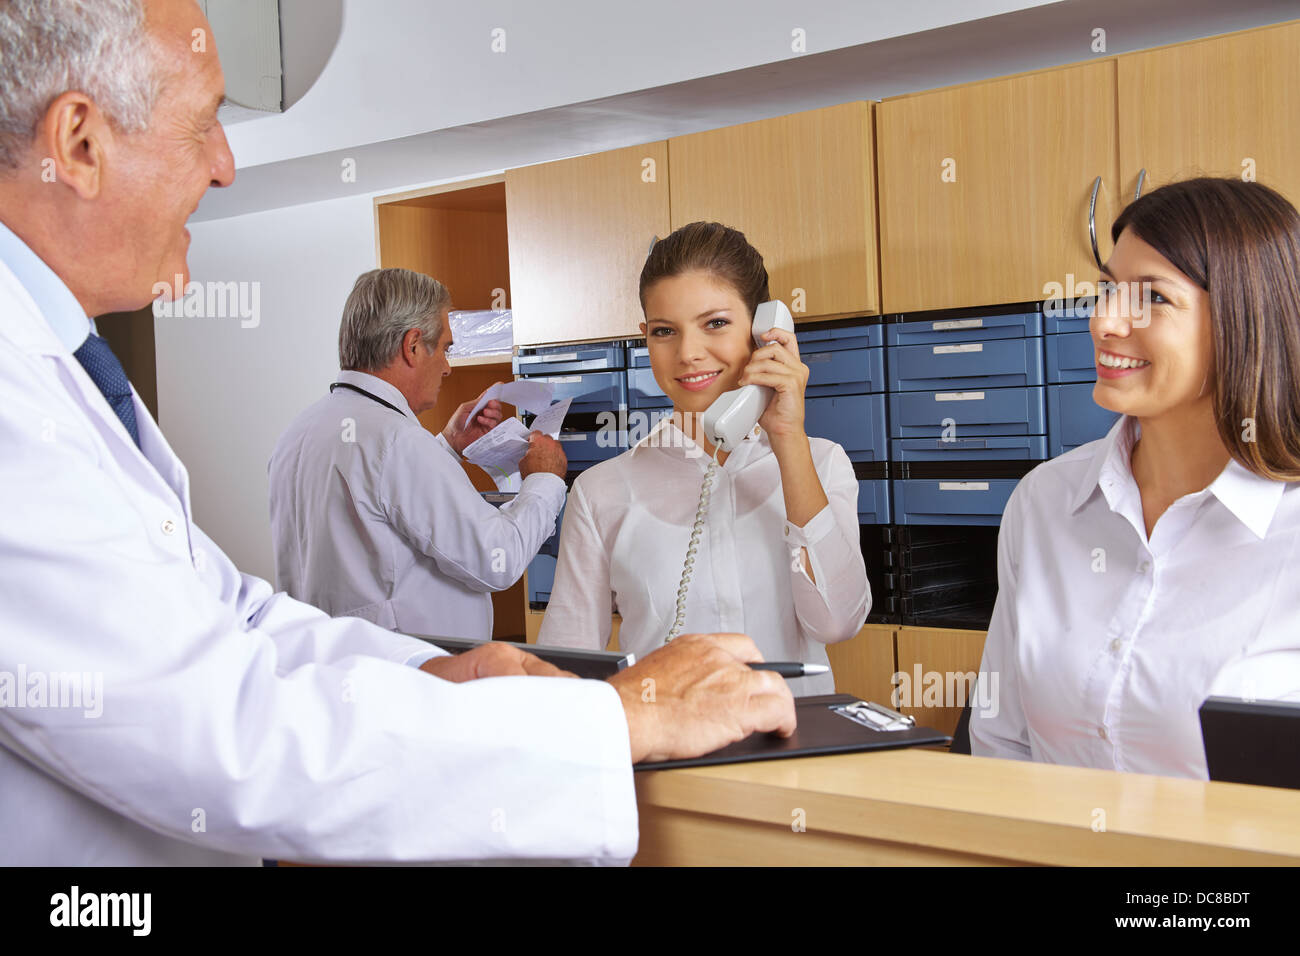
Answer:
784;442;871;644
378;425;565;593
0;356;637;864
968;474;1034;761
536;478;614;650
189;523;446;671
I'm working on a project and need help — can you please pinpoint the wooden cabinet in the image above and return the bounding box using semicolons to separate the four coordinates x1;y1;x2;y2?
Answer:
506;142;670;346
894;625;988;737
1117;20;1300;209
877;61;1120;313
825;622;897;705
668;102;879;320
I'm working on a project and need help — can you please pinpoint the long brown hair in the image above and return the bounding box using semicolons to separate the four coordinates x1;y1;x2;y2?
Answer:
639;221;770;320
1111;177;1300;480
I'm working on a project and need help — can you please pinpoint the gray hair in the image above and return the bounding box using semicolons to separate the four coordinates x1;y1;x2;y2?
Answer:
0;0;160;170
339;268;451;371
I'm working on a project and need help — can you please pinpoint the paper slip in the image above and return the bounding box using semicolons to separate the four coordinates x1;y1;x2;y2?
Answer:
468;380;555;421
462;396;573;492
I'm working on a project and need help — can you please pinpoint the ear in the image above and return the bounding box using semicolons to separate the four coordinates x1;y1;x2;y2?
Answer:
41;92;111;201
400;328;423;368
639;321;647;337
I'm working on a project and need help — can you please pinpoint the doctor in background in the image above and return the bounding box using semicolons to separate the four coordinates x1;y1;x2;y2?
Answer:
0;0;795;865
269;266;567;640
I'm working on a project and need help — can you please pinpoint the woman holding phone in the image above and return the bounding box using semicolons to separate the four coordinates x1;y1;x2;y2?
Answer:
537;221;870;695
971;177;1300;778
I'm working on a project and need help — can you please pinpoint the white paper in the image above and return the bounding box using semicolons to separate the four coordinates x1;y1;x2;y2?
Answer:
462;394;573;492
468;380;556;421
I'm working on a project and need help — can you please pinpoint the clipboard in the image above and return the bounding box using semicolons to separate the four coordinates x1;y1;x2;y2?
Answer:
635;693;950;771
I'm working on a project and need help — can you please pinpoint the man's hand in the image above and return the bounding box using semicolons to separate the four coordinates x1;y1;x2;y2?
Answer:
606;634;797;764
519;431;567;479
419;642;577;682
441;384;506;455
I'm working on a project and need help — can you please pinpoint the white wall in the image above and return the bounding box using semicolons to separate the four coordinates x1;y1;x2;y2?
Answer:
155;193;378;580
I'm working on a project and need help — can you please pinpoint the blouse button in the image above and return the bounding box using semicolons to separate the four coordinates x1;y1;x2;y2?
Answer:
161;518;177;536
1110;638;1122;653
1138;560;1151;573
784;525;790;536
1098;726;1109;741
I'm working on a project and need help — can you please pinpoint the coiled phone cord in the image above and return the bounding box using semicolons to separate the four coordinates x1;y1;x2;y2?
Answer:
666;452;720;642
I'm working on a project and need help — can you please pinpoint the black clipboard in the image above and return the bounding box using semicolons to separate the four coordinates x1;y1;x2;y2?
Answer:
635;693;950;771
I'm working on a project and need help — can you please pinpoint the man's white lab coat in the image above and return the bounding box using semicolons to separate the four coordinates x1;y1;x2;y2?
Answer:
0;255;637;865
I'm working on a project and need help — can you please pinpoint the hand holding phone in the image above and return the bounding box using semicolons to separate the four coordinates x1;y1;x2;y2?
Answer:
700;300;796;452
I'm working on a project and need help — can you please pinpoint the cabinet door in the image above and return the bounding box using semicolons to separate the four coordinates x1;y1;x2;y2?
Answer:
893;626;988;738
506;142;670;345
877;61;1120;313
1118;20;1300;209
825;622;897;706
668;102;879;320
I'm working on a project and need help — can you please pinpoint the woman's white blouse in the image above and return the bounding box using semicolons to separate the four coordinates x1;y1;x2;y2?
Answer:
537;418;870;695
971;415;1300;778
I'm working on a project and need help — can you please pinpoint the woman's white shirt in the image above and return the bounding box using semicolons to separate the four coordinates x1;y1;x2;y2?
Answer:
971;415;1300;778
537;418;870;696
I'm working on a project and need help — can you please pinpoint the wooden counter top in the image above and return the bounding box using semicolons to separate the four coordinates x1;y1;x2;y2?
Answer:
633;749;1300;865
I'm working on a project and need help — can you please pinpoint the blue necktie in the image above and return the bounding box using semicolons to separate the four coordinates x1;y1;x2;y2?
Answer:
73;332;140;447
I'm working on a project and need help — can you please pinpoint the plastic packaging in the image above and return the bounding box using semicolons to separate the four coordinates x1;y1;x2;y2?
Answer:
446;309;513;358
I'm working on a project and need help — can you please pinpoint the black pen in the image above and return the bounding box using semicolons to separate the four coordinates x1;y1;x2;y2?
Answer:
748;662;830;678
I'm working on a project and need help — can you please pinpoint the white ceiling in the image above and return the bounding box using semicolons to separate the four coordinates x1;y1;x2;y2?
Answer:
194;0;1300;222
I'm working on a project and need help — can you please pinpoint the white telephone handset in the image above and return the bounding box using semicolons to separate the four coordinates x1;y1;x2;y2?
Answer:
700;299;797;452
666;299;796;641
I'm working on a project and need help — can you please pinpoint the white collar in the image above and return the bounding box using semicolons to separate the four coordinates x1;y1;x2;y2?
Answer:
1070;415;1287;538
334;369;416;418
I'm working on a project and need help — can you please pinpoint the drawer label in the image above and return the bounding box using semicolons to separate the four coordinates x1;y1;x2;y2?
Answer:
558;434;586;442
933;343;983;354
537;352;580;362
804;352;832;363
543;375;583;383
934;391;985;402
938;481;990;491
932;318;984;331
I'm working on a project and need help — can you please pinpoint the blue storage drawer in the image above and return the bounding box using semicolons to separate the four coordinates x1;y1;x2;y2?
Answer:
887;312;1041;347
893;478;1022;526
1048;383;1121;457
1045;331;1097;384
888;338;1045;391
803;345;885;397
627;348;671;408
518;369;627;413
889;386;1045;438
857;478;890;525
891;435;1048;461
527;554;556;605
513;343;625;375
805;394;887;462
1043;301;1093;335
557;429;627;469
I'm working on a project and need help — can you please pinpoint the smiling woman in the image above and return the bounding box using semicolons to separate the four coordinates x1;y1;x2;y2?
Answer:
537;221;871;696
970;177;1300;779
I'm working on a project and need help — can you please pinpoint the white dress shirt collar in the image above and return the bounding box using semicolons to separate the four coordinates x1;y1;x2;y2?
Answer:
631;414;766;470
1069;414;1285;540
334;369;416;418
0;219;93;352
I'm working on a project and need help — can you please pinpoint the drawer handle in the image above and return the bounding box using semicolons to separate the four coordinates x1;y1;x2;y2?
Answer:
1088;175;1103;270
938;481;991;491
932;318;984;331
933;343;983;354
804;352;832;363
934;391;986;402
1134;168;1147;201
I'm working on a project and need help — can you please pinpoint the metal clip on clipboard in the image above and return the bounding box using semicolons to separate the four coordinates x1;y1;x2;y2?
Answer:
832;699;916;732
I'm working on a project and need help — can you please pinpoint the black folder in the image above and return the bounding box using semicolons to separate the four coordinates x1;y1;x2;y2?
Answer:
635;693;950;771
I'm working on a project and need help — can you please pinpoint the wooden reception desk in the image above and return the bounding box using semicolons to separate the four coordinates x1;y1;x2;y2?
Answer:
632;749;1300;865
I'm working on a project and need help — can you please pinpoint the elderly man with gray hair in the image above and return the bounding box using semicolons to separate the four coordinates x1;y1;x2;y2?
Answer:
268;267;568;639
0;0;795;866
